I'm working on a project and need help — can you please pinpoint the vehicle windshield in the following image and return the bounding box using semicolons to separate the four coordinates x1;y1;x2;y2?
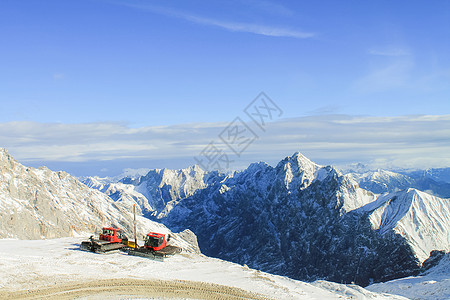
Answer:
145;236;163;248
102;229;115;236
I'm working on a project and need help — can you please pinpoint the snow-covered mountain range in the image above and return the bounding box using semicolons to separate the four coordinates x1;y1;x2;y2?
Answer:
82;166;224;220
163;153;449;286
84;152;450;286
347;168;450;199
0;148;198;253
405;167;450;184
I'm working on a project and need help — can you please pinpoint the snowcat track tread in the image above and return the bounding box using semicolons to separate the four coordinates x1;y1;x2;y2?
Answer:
80;239;125;253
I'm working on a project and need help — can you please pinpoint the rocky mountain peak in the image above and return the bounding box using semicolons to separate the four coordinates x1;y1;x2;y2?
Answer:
280;152;321;170
0;148;15;166
276;152;323;191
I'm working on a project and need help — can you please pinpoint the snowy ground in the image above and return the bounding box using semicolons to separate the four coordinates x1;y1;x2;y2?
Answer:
0;237;406;300
367;254;450;300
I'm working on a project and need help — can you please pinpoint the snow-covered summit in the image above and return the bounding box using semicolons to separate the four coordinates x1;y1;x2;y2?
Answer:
0;148;20;170
277;152;322;191
163;152;414;285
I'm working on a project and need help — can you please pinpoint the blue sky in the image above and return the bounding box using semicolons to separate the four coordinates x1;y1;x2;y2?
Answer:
1;0;450;175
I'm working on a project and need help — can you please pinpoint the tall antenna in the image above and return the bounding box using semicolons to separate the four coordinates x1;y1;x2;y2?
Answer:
134;203;137;249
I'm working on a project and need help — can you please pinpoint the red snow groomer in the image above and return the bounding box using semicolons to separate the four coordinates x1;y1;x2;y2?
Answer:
80;227;130;253
128;232;182;260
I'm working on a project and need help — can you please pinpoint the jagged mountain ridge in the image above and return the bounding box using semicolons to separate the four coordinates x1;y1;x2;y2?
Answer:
0;148;199;253
83;165;224;220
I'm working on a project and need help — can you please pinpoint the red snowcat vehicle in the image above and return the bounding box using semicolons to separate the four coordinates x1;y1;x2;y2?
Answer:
128;232;182;260
80;227;130;253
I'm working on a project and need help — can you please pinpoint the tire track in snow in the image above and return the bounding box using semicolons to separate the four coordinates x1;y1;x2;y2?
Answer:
0;278;271;300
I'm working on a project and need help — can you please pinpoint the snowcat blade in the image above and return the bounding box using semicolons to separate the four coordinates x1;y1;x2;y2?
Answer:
80;239;125;253
127;241;139;248
80;241;93;252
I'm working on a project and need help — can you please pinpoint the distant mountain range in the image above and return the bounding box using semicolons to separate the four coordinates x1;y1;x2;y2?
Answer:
347;169;450;198
83;152;450;286
402;167;450;184
82;166;224;220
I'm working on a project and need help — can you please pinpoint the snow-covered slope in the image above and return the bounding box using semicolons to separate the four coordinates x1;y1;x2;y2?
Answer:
0;237;406;300
0;148;198;253
358;188;450;262
367;253;450;300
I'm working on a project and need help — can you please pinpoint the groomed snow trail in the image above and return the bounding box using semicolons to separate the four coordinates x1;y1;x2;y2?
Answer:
0;278;267;300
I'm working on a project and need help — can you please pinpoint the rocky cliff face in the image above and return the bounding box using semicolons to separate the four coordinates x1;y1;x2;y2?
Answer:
0;148;199;253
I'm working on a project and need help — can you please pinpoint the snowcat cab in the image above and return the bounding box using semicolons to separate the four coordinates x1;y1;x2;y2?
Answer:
144;232;170;251
128;232;181;260
99;227;125;243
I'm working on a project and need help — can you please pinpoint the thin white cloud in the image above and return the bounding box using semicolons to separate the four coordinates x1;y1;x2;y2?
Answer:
354;58;414;92
368;48;410;57
358;47;450;94
1;115;450;175
117;1;314;39
186;15;314;38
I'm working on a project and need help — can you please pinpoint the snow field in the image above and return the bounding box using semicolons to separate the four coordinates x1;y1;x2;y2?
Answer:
0;238;406;299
